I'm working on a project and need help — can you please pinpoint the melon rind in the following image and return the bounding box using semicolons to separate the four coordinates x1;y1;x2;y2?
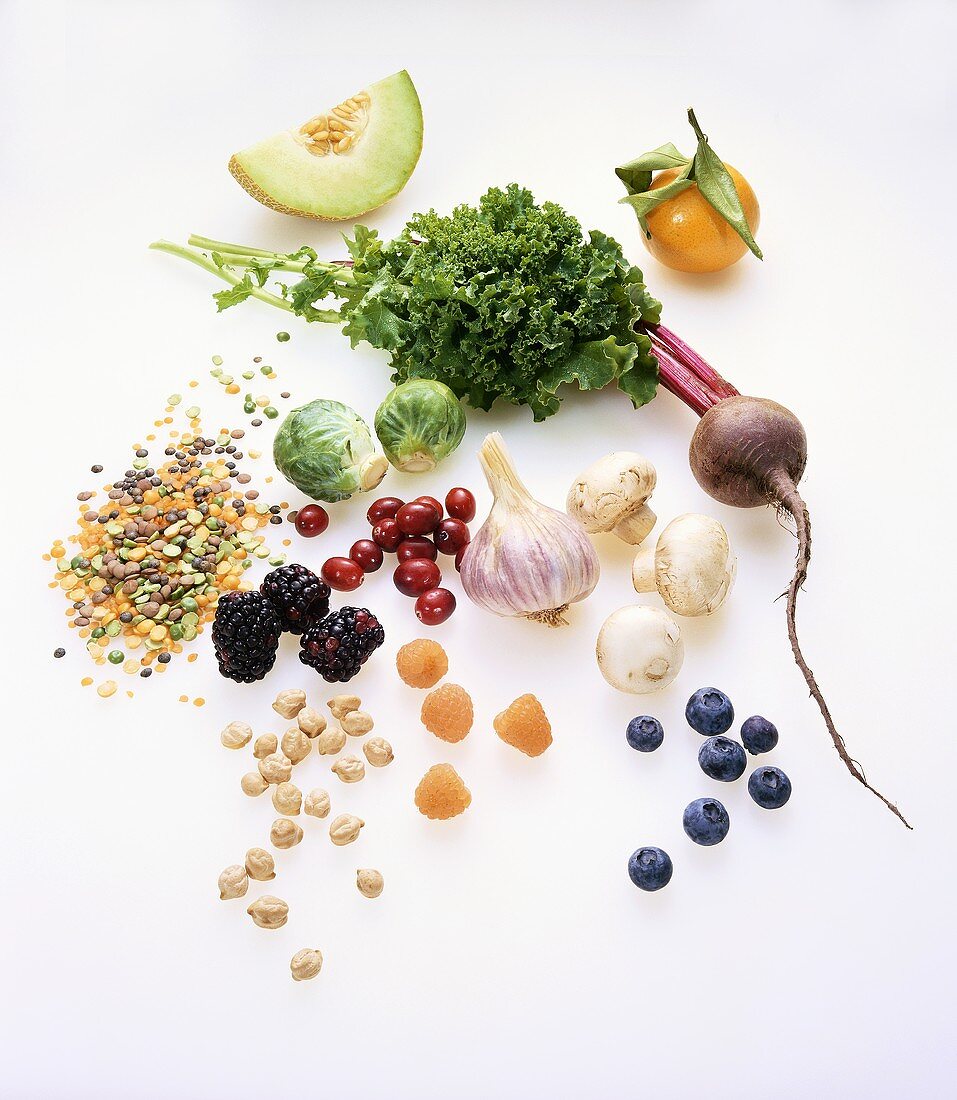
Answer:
230;70;423;221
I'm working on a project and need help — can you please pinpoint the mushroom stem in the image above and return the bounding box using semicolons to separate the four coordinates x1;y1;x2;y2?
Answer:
614;504;657;546
631;544;657;593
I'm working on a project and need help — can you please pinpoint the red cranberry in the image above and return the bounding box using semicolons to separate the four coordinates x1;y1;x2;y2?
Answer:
294;504;329;538
321;556;364;592
396;501;441;536
366;496;405;525
445;488;476;523
434;518;471;555
454;545;468;572
349;539;384;573
371;517;403;552
415;587;456;625
413;495;444;521
393;558;441;597
396;536;438;563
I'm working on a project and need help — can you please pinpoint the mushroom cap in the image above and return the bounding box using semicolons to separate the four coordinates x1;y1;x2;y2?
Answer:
655;513;736;617
566;451;657;535
596;605;684;694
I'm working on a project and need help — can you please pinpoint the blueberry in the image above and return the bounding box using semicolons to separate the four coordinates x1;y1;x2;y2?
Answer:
628;846;673;891
682;797;730;845
741;715;779;755
748;766;792;809
685;687;734;735
698;735;747;782
626;715;664;753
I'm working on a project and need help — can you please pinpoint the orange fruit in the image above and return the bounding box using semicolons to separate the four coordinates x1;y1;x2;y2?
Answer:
643;165;760;274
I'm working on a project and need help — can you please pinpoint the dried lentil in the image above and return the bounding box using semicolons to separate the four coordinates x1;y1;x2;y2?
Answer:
49;399;287;677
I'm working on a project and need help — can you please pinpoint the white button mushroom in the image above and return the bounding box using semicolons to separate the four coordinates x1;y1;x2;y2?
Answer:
596;605;684;694
566;451;657;545
644;513;736;617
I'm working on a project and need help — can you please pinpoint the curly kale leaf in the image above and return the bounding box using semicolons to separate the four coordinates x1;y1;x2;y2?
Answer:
340;185;660;420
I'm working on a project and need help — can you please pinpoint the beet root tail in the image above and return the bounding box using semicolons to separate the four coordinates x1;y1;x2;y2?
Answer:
769;475;912;828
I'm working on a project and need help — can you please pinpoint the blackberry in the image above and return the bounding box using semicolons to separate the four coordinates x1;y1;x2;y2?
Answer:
211;591;281;683
299;606;384;683
260;563;330;634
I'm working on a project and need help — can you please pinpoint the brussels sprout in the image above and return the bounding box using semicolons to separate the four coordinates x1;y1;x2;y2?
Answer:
374;380;467;473
273;398;388;502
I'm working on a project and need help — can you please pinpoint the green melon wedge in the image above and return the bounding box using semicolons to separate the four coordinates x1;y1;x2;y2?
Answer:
229;70;423;221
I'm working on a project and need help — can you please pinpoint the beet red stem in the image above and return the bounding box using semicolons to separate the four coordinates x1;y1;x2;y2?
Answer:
643;322;740;416
647;341;716;416
648;323;739;400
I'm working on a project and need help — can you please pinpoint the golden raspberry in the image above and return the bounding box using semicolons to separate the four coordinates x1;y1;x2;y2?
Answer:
414;764;472;820
493;694;552;757
396;638;449;689
421;683;473;743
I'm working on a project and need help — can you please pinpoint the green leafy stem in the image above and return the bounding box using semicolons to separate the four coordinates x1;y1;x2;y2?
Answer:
149;236;359;321
616;107;762;259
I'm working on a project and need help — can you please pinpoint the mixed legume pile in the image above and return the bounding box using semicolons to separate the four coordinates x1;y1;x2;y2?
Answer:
47;395;290;688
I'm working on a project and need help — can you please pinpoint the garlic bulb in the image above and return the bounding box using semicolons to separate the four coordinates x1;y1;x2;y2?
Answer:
460;433;600;626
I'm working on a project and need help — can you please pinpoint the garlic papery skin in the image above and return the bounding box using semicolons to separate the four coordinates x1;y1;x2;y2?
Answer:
654;513;736;617
461;433;600;626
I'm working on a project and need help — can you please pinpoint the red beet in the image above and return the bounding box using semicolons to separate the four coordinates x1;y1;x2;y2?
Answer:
647;324;909;828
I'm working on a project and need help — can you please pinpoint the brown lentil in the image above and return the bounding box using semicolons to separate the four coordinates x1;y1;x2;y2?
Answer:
49;399;289;676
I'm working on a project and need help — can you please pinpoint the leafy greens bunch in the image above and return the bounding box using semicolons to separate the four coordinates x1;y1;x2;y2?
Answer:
153;185;662;421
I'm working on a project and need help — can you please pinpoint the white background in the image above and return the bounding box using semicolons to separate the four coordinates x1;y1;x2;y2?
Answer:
2;2;955;1097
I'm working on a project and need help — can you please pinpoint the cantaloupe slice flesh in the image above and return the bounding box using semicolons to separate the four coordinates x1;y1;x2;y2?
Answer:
229;70;423;221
